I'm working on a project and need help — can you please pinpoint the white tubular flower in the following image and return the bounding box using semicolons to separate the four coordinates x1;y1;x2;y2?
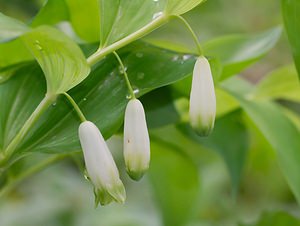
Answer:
124;99;150;181
78;121;126;206
189;56;216;136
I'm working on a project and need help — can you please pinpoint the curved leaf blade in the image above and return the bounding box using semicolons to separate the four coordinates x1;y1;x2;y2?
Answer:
166;0;204;15
99;0;167;47
231;95;300;204
0;39;33;69
253;65;300;102
204;27;282;80
21;26;90;94
99;0;205;47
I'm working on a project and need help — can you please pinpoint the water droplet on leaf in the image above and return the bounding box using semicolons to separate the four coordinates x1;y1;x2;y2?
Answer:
137;72;145;80
118;65;128;74
136;52;143;58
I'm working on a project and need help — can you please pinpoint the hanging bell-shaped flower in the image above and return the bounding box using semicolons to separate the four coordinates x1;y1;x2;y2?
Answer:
189;56;216;136
78;121;126;206
124;99;150;181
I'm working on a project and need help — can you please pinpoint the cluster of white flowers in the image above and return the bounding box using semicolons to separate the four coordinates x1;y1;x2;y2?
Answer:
78;55;215;206
78;99;150;206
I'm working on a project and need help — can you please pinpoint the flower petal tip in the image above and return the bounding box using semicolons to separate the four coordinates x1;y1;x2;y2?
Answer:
127;169;147;181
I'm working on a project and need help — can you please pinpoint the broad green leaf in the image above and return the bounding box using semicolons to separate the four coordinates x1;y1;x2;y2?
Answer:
177;111;249;195
0;62;29;83
253;65;300;102
99;0;167;47
231;96;300;204
145;26;281;81
0;42;195;156
0;12;29;43
204;27;282;80
0;65;46;150
99;0;204;47
282;0;300;78
0;39;33;68
65;0;100;42
149;140;200;226
30;0;69;27
21;25;90;94
166;0;204;15
240;211;300;226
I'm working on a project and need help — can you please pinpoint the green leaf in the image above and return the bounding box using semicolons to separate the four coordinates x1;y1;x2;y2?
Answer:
240;211;300;226
231;96;300;204
0;62;29;83
99;0;166;47
253;65;300;102
21;25;90;94
99;0;204;47
0;39;33;69
0;42;195;156
0;12;29;42
282;0;300;78
166;0;204;15
30;0;69;27
203;27;282;80
149;140;200;226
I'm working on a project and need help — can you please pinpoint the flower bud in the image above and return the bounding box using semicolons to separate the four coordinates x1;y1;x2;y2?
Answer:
124;99;150;181
189;56;216;136
78;121;126;206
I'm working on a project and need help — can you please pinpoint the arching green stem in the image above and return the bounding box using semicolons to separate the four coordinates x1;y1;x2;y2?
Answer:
63;92;87;122
0;94;57;166
172;15;203;56
113;51;136;99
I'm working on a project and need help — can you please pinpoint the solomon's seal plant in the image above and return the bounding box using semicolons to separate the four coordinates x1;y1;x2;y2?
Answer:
0;0;217;206
2;1;298;219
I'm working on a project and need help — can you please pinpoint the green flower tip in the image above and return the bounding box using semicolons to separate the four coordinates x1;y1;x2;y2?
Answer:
127;168;147;181
94;182;126;207
193;125;214;137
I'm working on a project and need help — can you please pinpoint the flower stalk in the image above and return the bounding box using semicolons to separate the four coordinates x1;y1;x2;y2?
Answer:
113;51;136;99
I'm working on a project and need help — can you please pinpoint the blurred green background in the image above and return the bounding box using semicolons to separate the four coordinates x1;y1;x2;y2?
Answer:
0;0;299;226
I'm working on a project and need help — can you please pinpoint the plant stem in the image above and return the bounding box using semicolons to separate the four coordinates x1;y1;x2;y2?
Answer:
0;154;68;198
87;15;168;67
63;92;87;122
112;51;136;99
173;15;203;56
0;94;57;166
